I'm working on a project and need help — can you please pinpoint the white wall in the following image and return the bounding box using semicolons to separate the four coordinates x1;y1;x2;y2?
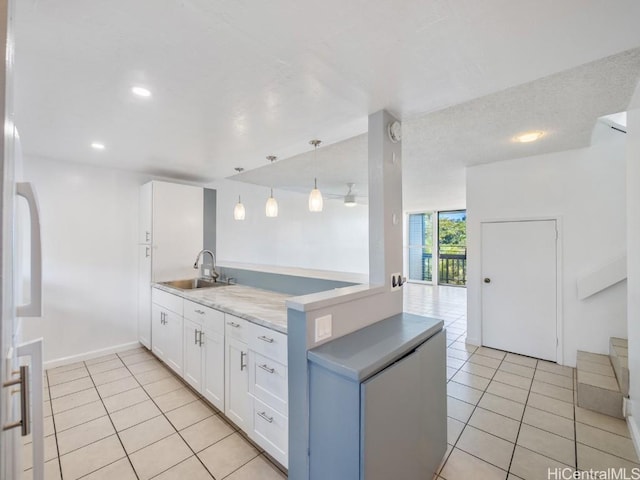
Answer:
20;157;144;363
626;84;640;440
211;179;369;276
17;157;368;363
467;126;627;366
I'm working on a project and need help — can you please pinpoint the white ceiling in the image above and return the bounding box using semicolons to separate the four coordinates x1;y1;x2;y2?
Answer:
14;0;640;205
235;48;640;210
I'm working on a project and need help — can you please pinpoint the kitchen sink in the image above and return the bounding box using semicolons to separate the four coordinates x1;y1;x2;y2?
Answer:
160;278;227;290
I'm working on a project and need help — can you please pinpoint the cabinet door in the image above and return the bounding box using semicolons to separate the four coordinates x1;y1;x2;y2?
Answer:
151;304;167;362
152;182;204;282
183;318;203;392
139;182;152;244
138;244;152;349
225;336;249;430
203;331;224;411
164;309;184;376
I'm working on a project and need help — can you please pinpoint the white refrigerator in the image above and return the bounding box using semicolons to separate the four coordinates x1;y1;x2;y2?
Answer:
1;1;45;479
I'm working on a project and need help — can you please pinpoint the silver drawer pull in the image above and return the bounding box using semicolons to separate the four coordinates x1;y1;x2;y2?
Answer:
227;321;240;328
194;309;205;315
259;364;275;374
240;351;247;371
258;335;274;344
257;411;273;423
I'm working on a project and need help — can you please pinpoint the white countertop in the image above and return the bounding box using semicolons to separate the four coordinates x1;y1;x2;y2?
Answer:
153;282;289;334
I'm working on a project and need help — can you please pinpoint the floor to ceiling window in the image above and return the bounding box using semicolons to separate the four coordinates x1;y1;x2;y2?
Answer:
438;210;467;286
407;210;467;286
407;212;434;282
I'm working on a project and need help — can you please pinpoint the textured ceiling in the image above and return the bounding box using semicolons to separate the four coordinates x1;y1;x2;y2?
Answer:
14;0;640;193
234;49;640;210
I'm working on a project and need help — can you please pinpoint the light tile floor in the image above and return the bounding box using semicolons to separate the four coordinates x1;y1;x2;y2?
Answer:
24;348;286;480
404;283;639;480
23;283;639;479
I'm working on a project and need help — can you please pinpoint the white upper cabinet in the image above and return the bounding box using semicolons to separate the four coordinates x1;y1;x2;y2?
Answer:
140;181;204;283
139;181;152;244
138;244;152;349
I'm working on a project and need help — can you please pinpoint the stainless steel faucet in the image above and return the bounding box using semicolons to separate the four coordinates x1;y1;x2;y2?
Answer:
193;249;219;281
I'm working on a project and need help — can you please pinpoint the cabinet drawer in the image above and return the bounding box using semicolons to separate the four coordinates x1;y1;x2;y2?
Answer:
152;288;183;315
248;323;287;366
184;300;224;334
249;352;288;416
225;314;249;343
252;397;288;467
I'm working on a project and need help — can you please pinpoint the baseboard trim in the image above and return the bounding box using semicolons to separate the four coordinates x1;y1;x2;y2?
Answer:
465;336;481;346
627;415;640;461
44;341;142;369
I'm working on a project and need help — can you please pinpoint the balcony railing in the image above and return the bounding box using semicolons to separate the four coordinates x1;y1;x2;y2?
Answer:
439;246;467;286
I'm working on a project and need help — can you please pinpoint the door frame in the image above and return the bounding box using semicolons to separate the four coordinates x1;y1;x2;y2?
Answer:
404;210;437;285
480;215;564;364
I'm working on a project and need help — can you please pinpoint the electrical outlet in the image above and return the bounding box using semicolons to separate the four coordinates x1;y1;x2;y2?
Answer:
315;314;332;342
390;272;403;291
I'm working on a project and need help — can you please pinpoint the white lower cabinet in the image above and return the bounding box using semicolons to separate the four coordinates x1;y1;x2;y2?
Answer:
183;304;226;412
151;303;168;362
183;318;203;391
252;397;288;466
203;330;225;410
150;287;287;467
225;334;250;431
247;323;289;467
152;304;183;376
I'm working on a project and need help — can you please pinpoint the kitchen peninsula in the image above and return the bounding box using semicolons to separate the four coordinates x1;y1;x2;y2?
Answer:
151;282;290;466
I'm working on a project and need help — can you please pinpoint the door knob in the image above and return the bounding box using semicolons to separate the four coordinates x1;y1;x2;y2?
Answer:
484;278;491;284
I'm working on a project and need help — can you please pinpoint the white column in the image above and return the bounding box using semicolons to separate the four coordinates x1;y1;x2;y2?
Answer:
368;110;403;313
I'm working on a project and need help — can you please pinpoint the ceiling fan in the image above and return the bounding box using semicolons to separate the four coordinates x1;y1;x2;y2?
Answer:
323;183;366;207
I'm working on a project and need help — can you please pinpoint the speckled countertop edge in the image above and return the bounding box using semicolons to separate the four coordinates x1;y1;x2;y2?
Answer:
153;282;289;334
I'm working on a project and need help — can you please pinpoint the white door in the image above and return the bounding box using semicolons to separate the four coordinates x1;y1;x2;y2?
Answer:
138;245;152;349
151;304;168;362
183;318;202;392
225;337;249;430
164;310;183;376
152;182;203;282
481;220;557;361
203;330;224;411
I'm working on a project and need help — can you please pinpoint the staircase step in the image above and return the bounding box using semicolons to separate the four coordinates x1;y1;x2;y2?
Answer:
576;351;623;419
610;337;629;396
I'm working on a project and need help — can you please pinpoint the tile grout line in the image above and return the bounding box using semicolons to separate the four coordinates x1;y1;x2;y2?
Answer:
79;358;141;480
122;350;275;479
46;370;65;480
117;350;223;480
504;356;537;476
444;348;514;475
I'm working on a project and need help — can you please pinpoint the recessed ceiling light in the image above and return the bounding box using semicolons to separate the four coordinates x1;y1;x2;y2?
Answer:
91;142;105;150
131;86;152;98
515;131;544;143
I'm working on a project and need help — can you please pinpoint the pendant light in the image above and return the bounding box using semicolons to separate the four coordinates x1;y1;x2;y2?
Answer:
233;168;246;220
308;140;323;212
265;156;278;217
265;188;278;217
233;195;246;220
344;183;356;207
